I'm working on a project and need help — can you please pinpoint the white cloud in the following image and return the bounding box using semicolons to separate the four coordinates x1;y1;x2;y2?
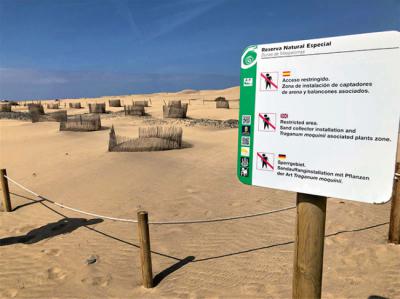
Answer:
0;67;68;85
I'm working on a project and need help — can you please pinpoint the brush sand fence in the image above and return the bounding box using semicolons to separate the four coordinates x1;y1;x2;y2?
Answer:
22;101;41;107
45;110;67;122
0;102;12;112
47;103;60;109
1;100;19;106
28;104;45;122
109;99;122;107
132;100;149;107
69;102;82;109
215;97;230;109
124;105;145;116
88;103;106;113
28;103;45;115
163;100;188;118
109;126;183;152
60;114;102;131
0;102;34;121
30;110;68;123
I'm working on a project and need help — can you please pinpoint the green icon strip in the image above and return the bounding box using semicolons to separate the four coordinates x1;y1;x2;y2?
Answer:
237;48;257;185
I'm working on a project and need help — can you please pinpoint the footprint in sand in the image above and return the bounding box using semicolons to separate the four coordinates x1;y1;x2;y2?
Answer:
1;289;18;298
185;187;200;194
81;274;112;287
47;267;67;280
325;234;348;246
229;201;243;207
241;283;266;294
42;249;61;256
204;210;213;217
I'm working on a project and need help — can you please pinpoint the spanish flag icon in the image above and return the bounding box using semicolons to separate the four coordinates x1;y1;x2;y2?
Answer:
282;71;291;77
278;154;286;160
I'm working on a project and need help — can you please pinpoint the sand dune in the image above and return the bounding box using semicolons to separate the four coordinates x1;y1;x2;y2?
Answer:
0;87;399;298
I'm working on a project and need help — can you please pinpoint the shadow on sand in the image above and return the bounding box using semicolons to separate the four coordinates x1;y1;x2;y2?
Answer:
0;217;103;246
11;192;46;211
9;193;191;284
7;192;391;285
153;256;195;286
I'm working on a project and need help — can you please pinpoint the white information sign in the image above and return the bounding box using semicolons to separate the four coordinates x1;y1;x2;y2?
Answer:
238;31;400;203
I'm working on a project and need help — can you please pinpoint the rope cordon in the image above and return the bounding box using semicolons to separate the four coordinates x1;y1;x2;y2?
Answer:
4;175;296;224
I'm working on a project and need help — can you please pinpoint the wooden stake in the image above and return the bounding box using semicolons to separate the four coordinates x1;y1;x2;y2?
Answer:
293;193;327;299
0;169;12;212
389;162;400;244
137;211;153;288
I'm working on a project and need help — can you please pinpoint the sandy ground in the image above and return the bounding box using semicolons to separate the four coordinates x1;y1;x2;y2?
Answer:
0;87;399;299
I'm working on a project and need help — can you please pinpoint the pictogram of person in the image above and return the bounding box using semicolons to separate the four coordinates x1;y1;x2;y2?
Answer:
261;153;268;168
263;114;270;129
265;73;272;89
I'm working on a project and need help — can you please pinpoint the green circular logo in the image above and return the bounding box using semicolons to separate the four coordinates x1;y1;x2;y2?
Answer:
243;51;256;66
241;46;257;69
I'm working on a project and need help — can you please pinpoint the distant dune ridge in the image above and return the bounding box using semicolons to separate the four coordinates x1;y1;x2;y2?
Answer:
2;86;240;104
0;85;399;298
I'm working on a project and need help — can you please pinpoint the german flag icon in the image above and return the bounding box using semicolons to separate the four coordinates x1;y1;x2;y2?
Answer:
278;154;286;160
282;71;291;77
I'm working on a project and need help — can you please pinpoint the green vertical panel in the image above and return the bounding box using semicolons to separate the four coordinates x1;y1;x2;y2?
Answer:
237;45;257;185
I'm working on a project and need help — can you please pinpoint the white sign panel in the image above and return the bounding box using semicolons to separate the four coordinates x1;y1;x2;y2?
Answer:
238;31;400;203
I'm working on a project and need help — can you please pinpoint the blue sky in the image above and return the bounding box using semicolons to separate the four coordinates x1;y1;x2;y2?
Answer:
0;0;399;100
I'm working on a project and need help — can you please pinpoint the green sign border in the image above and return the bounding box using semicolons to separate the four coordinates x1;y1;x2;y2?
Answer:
237;45;257;185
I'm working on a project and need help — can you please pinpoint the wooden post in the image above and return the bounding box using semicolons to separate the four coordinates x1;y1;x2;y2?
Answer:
293;193;327;299
0;169;12;212
137;211;153;288
389;162;400;244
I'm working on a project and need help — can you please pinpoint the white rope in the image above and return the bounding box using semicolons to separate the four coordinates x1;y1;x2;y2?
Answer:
4;175;295;225
5;175;40;197
4;175;137;223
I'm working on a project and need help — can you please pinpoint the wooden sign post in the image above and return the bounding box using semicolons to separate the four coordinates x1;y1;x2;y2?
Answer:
237;32;400;298
293;193;327;299
137;211;153;288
